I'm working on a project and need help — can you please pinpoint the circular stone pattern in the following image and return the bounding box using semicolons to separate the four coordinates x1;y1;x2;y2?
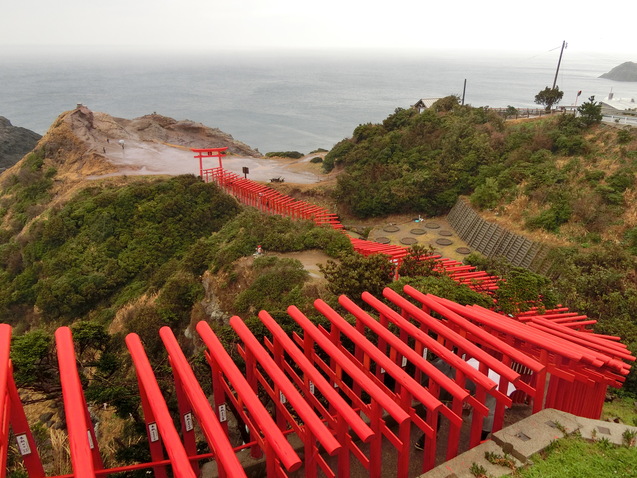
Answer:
456;247;472;255
410;228;426;235
424;222;440;229
438;230;453;237
383;225;400;233
400;237;417;245
436;238;453;246
375;236;391;244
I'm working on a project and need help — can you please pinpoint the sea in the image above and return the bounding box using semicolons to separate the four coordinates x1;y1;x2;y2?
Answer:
1;47;635;154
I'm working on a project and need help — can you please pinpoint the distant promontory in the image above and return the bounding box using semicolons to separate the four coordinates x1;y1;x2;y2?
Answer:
0;116;41;170
599;61;637;82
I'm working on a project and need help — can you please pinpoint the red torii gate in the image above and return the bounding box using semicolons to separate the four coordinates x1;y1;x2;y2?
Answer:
192;147;228;179
1;286;634;478
197;161;502;288
2;158;634;477
415;292;633;418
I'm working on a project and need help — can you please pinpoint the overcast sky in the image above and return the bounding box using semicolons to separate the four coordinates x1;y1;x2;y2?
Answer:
1;0;635;56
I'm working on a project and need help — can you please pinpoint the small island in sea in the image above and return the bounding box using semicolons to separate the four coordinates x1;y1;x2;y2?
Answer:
600;61;637;81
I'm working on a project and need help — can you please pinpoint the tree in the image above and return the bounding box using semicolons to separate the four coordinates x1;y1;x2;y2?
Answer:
397;245;440;278
505;105;519;119
577;95;603;126
10;329;58;392
319;252;395;303
431;95;460;113
494;267;558;315
471;177;501;209
534;86;564;112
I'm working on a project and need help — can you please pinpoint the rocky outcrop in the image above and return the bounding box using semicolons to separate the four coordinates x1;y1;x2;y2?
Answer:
92;110;261;157
600;61;637;81
0;105;265;210
0;116;41;170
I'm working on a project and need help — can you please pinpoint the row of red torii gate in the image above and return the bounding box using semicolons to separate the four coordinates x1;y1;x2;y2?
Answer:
0;149;632;478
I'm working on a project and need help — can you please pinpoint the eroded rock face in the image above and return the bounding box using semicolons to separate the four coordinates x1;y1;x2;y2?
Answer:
1;105;265;215
91;111;262;158
0;116;42;170
600;61;637;82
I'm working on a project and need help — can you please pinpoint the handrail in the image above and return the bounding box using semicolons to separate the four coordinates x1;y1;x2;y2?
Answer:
230;317;342;456
125;333;197;478
257;310;374;443
158;327;247;478
0;324;12;478
55;327;97;478
195;321;302;473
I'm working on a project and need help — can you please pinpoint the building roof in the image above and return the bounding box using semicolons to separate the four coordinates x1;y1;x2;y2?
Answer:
601;95;637;111
414;98;443;109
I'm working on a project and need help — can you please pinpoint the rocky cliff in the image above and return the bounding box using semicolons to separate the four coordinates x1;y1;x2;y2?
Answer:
600;61;637;81
0;116;41;170
92;109;262;157
0;106;266;212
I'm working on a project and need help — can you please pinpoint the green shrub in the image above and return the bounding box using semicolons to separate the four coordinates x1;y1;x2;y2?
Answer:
353;123;385;142
471;177;501;209
156;271;203;327
584;169;606;183
595;184;624;205
390;275;493;309
0;175;240;322
577;96;603;126
233;256;309;314
526;194;573;232
210;211;352;272
265;151;304;159
382;107;417;131
555;134;587;155
10;329;55;389
494;267;558;314
320;252;395;303
309;156;323;163
23;150;45;172
323;139;355;172
617;128;633;145
624;227;637;255
607;169;635;192
431;95;460;113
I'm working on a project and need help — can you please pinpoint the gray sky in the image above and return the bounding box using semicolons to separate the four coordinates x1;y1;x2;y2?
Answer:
1;0;635;55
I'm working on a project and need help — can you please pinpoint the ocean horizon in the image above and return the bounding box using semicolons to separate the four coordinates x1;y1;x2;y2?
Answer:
1;47;635;153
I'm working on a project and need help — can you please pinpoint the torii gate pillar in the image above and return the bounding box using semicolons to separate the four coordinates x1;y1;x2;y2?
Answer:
191;147;228;177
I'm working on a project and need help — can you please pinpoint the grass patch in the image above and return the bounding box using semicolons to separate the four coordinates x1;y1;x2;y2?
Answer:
602;395;637;427
513;434;637;477
265;151;304;159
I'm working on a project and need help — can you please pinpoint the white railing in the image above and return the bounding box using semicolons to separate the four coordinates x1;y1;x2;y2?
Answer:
603;114;637;126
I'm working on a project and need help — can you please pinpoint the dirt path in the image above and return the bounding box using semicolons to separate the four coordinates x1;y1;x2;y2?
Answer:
93;140;330;184
268;249;332;279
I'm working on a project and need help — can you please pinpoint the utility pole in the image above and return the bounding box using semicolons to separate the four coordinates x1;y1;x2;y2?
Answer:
461;79;467;106
552;40;567;89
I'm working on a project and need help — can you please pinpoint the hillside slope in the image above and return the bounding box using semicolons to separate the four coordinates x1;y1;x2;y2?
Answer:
324;99;637;393
0;116;41;170
325;98;637;245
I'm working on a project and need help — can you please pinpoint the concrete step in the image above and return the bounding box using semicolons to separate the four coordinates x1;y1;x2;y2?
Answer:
418;408;637;478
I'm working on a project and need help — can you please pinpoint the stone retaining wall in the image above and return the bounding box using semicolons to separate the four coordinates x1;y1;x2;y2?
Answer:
447;199;554;274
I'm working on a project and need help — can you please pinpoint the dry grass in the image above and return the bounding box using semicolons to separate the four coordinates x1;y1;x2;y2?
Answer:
108;292;159;335
624;188;637;229
49;429;71;475
94;407;141;468
481;194;572;248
